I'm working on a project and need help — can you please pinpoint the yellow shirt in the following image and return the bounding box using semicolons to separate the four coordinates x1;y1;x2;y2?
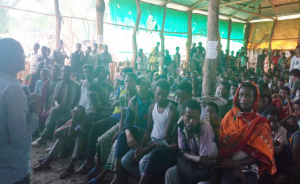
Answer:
112;89;127;114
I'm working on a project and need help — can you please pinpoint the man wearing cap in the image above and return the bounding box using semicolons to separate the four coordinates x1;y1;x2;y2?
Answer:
111;74;155;184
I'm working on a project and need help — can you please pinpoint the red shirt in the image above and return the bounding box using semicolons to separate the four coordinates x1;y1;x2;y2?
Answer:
271;55;281;65
272;99;293;120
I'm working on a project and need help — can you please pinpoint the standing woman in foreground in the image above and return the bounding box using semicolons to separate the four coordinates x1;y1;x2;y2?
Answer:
218;82;277;184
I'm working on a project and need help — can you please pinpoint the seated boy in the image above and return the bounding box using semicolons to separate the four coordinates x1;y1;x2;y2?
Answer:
165;99;218;184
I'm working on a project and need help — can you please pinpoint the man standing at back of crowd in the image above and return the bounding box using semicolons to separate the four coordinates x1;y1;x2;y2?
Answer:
98;44;113;75
83;46;93;66
198;42;205;55
38;46;52;68
290;46;300;71
29;43;40;73
90;43;100;69
0;38;41;184
173;47;181;70
257;49;267;77
279;52;288;70
70;43;84;82
53;40;69;69
137;49;148;71
271;50;281;69
193;47;204;73
149;42;160;71
190;43;196;58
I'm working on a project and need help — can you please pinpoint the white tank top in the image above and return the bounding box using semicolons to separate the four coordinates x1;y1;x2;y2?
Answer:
151;102;172;139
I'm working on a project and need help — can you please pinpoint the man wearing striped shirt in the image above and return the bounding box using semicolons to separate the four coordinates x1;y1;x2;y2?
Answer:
0;38;41;184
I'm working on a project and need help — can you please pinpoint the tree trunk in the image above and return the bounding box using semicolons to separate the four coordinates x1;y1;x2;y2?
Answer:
186;10;192;69
268;20;276;69
202;0;220;96
160;5;167;68
96;0;105;52
226;19;232;56
54;0;61;48
243;22;250;56
131;0;142;68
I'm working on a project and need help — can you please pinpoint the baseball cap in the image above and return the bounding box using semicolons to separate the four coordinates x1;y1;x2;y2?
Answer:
136;74;151;85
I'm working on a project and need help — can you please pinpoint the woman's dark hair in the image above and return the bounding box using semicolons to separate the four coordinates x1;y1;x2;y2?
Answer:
240;82;258;100
177;81;192;95
182;99;201;115
220;81;231;91
156;79;170;91
206;102;219;114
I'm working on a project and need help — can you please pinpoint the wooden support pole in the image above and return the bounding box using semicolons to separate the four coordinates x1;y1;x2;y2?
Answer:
186;10;192;69
250;23;259;50
95;0;105;52
202;0;220;96
226;19;232;56
298;22;300;45
160;5;167;67
132;0;142;68
268;20;277;69
243;22;250;55
54;0;61;48
248;0;263;21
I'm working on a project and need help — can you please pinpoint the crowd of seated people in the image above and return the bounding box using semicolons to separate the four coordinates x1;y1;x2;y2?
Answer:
12;40;300;184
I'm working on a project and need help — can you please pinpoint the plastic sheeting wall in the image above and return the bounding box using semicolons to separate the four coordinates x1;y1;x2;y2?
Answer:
248;19;300;50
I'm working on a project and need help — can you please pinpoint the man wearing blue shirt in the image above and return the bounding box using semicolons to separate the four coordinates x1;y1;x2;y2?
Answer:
111;75;154;184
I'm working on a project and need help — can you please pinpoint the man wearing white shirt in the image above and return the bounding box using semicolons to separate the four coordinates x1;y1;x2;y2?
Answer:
29;43;40;73
98;44;112;74
137;48;148;70
290;45;300;71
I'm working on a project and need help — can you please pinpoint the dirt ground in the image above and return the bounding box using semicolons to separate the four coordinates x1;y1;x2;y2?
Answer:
29;142;138;184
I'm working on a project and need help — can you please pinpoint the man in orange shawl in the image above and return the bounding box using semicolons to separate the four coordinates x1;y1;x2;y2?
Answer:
218;82;276;184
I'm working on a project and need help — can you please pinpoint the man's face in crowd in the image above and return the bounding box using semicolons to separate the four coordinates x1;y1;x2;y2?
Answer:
267;114;279;130
176;89;191;105
176;48;179;53
61;67;71;80
279;89;289;100
219;84;229;98
296;47;300;55
156;42;160;48
278;81;284;88
193;43;196;48
273;77;278;84
263;75;270;83
76;44;82;52
230;86;237;96
272;85;279;94
34;44;40;53
51;66;60;78
97;68;107;80
83;68;93;80
264;96;270;106
183;107;200;133
206;105;217;118
41;47;47;56
40;70;49;81
238;86;255;112
155;86;169;106
138;49;143;55
294;104;300;119
104;45;108;52
137;81;149;96
86;47;91;55
125;75;136;91
58;42;63;49
199;99;206;108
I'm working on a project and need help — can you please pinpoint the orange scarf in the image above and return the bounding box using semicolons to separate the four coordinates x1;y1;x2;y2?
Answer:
219;82;277;175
